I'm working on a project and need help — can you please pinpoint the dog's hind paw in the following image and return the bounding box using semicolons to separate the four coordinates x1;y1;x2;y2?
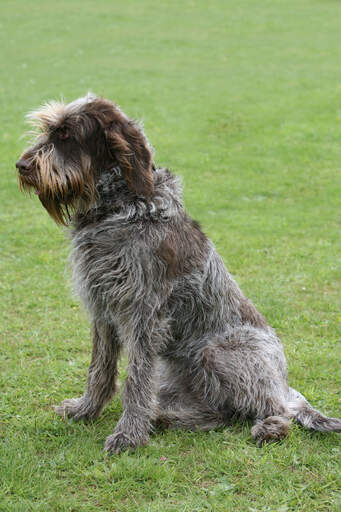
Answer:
251;416;291;445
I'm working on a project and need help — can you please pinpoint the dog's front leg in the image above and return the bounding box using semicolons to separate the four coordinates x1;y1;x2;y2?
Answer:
55;320;120;421
104;306;161;454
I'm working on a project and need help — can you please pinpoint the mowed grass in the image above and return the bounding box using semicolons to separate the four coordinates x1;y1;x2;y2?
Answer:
1;0;341;510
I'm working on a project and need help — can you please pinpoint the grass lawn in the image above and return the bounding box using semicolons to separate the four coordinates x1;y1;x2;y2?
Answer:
1;0;341;510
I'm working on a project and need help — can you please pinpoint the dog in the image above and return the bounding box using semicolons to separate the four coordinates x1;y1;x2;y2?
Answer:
16;93;341;453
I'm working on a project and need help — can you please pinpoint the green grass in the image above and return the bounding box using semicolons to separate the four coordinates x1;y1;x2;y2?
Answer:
1;0;341;510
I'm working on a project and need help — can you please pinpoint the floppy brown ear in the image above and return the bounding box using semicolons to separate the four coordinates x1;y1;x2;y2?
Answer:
106;117;154;199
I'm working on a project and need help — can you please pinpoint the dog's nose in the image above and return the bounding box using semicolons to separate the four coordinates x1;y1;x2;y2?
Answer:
16;159;30;173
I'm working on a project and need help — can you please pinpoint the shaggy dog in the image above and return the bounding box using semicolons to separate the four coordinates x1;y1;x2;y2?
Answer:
16;94;341;453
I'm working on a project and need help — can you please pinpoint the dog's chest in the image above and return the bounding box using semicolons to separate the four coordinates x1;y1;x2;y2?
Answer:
70;224;132;316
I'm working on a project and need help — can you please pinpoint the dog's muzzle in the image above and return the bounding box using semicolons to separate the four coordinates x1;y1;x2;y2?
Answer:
16;158;31;175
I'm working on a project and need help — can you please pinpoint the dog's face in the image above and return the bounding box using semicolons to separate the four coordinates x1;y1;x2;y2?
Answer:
16;94;153;224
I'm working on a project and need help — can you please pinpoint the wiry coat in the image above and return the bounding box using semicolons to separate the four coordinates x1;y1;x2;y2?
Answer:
16;94;341;453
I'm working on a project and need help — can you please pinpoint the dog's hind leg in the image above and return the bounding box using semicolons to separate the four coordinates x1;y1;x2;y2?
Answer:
251;387;341;443
183;328;341;443
55;321;120;421
180;327;294;442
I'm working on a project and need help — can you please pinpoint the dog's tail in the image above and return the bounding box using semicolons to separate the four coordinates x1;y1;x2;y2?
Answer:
288;387;341;432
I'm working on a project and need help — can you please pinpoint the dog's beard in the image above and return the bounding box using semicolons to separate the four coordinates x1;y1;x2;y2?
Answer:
19;148;95;225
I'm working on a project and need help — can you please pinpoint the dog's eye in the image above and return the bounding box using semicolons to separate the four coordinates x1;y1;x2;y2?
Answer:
57;127;70;140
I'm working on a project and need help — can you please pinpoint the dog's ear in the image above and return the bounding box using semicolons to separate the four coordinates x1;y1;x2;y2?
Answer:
106;118;154;199
87;99;154;199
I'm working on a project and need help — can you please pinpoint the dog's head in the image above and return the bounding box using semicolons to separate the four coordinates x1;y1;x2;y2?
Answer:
16;93;154;224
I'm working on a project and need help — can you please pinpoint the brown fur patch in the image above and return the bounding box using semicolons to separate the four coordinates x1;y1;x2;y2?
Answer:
158;217;208;278
239;298;268;329
201;346;217;370
158;239;177;278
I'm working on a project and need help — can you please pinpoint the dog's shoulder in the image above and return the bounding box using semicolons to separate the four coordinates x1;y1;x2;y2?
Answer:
157;214;210;279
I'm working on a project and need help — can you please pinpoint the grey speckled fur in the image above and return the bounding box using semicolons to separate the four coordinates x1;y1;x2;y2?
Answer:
16;95;341;454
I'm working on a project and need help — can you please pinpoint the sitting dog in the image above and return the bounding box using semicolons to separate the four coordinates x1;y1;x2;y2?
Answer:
16;93;341;453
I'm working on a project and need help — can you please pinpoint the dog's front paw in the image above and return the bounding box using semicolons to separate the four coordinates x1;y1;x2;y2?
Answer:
54;397;100;421
104;429;149;455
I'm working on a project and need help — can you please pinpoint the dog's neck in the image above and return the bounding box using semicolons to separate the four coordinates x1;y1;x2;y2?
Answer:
96;165;128;203
72;166;183;229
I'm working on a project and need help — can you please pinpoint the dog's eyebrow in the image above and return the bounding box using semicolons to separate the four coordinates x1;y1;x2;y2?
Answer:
26;101;67;132
26;93;98;133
